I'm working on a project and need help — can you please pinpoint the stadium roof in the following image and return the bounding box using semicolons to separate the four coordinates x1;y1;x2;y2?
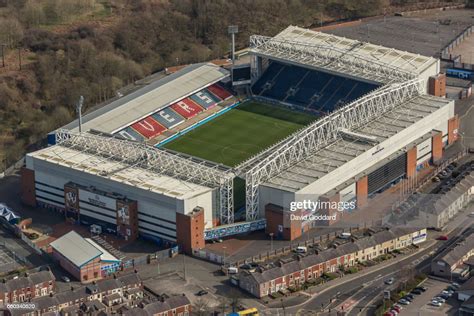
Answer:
251;26;438;84
27;145;214;200
50;231;102;267
64;63;229;134
263;94;451;192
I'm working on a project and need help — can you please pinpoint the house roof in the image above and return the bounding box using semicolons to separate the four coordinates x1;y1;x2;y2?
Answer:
143;295;191;314
440;233;474;266
50;231;103;267
242;227;423;284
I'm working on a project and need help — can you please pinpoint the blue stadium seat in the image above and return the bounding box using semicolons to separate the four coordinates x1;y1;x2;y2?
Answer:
252;61;379;113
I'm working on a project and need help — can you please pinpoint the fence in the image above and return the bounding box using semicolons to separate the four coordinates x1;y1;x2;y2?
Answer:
441;25;474;62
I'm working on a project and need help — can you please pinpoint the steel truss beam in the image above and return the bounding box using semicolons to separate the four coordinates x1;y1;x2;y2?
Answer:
249;35;416;84
55;130;235;224
242;79;424;221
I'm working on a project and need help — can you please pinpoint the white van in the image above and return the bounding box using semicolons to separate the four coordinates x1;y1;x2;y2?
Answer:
339;232;351;239
295;246;307;254
227;267;238;274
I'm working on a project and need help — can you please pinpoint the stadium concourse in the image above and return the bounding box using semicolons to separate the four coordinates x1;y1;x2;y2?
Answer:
20;25;459;255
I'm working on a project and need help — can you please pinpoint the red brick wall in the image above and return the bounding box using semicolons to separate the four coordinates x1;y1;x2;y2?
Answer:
176;208;204;255
79;257;102;283
20;167;36;207
432;131;443;163
265;204;284;237
356;176;368;208
448;115;460;145
406;146;417;178
429;74;446;97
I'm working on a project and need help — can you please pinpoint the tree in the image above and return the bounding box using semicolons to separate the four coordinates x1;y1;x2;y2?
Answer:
193;298;210;316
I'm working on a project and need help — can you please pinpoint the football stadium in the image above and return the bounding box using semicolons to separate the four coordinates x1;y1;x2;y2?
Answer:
21;25;458;249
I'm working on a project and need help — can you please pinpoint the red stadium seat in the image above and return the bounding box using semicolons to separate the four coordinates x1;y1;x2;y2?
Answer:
207;84;232;100
170;98;204;119
131;116;167;139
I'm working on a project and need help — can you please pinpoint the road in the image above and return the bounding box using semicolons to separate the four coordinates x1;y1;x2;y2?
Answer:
282;214;474;316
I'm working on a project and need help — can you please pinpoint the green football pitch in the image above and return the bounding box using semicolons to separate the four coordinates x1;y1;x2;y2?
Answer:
163;101;316;167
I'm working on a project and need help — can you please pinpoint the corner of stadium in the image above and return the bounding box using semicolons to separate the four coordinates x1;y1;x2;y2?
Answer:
20;25;459;253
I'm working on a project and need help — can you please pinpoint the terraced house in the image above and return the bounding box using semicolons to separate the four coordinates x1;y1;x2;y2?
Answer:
239;227;426;298
0;270;55;305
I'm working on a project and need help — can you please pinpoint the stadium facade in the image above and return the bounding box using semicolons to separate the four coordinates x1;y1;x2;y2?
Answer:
21;26;457;251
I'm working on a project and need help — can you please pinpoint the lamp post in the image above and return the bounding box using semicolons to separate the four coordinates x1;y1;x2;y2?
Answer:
269;233;274;252
223;246;227;266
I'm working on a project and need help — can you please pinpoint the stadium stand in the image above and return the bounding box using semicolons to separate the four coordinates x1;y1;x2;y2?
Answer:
190;90;219;109
113;83;235;141
208;84;233;100
151;107;185;129
252;61;379;113
116;126;146;142
131;117;167;139
171;98;204;119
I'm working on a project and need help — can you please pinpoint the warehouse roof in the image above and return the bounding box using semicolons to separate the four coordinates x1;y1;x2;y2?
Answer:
50;231;102;267
64;63;229;134
274;26;437;76
27;145;213;200
263;94;451;193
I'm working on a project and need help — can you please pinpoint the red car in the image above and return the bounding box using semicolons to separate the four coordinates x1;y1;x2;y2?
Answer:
437;235;448;240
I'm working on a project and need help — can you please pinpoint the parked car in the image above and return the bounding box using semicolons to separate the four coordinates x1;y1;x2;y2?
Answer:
403;296;413;302
434;296;446;303
390;309;399;315
411;289;422;295
437;235;449;240
392;305;402;312
431;300;442;307
61;276;70;283
196;290;208;296
405;294;415;300
414;286;427;292
385;277;395;285
452;282;460;288
295;246;308;254
432;176;441;182
398;299;410;305
383;312;394;316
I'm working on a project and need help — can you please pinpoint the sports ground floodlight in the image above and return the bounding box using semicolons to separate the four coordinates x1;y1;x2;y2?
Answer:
228;25;239;64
